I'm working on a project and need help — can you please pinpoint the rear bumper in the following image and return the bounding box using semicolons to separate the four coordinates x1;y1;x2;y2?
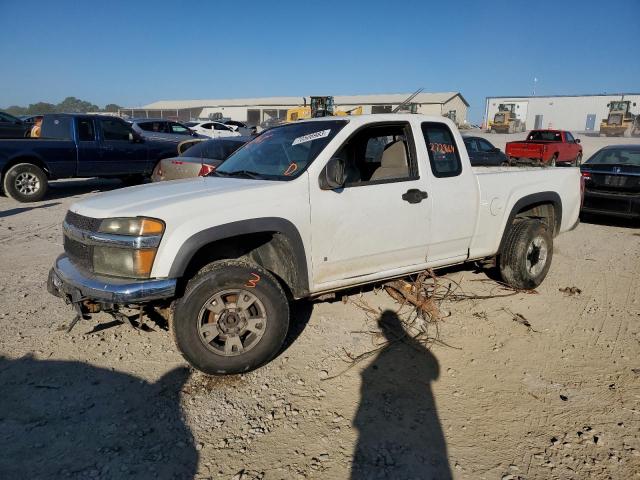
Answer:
582;189;640;218
48;254;177;304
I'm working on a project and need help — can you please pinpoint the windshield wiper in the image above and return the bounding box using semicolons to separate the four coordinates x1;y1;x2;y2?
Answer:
214;170;266;180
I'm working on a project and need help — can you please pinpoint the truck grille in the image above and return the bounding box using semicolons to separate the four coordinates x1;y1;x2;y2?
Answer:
64;235;93;271
65;210;101;232
63;210;100;272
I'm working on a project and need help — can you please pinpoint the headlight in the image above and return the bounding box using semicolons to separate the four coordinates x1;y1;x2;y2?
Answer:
99;217;164;236
93;246;157;279
93;217;164;278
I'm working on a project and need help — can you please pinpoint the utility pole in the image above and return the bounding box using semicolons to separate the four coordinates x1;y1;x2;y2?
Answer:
532;77;538;96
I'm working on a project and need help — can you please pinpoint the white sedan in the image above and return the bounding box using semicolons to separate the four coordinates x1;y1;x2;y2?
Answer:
185;121;240;139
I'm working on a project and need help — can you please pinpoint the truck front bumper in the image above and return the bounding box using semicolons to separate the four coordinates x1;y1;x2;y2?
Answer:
47;254;177;304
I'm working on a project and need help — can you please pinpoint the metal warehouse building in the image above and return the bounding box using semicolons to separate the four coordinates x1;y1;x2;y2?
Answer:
121;92;469;126
485;93;640;133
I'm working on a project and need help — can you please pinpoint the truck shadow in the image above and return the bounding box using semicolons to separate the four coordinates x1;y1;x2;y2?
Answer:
46;178;125;200
0;201;61;219
351;310;452;479
0;355;197;479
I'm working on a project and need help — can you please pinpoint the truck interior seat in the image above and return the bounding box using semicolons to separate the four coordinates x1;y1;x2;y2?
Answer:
370;140;408;180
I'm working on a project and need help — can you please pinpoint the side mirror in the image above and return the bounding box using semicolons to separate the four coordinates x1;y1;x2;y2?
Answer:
319;157;345;190
491;147;501;153
129;132;144;143
575;139;581;144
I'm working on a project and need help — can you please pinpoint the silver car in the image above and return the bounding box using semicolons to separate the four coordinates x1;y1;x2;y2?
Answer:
151;136;250;182
129;118;205;144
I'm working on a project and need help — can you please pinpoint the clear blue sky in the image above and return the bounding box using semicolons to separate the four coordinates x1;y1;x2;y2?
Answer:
1;0;639;122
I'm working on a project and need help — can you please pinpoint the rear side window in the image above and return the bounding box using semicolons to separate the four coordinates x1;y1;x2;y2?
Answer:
421;122;462;177
41;116;73;140
138;121;166;133
77;118;95;141
169;123;190;134
101;119;131;141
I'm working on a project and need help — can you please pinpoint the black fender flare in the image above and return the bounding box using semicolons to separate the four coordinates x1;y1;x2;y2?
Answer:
168;217;309;298
498;191;562;253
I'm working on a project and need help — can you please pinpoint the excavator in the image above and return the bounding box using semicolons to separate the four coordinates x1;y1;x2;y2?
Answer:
286;96;362;122
599;99;639;137
489;103;526;133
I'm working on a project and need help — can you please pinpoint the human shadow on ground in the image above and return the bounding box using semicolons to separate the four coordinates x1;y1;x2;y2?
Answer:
0;355;197;479
351;310;452;480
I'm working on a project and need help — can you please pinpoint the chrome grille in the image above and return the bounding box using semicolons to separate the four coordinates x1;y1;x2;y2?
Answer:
65;211;101;232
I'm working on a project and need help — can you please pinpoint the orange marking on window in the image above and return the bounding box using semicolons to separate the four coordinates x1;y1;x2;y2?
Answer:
283;162;298;176
245;273;261;288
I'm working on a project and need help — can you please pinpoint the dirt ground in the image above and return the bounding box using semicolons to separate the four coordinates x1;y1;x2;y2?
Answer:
1;159;639;479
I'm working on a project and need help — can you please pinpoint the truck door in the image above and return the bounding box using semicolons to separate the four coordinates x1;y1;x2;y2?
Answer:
309;121;431;285
93;118;149;175
419;122;477;263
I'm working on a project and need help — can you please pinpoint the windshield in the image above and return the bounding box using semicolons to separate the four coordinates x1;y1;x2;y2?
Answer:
609;102;628;111
216;120;347;180
182;139;246;160
585;148;640;166
527;130;561;141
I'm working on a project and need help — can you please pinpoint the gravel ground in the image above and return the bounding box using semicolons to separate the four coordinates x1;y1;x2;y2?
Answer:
0;170;639;479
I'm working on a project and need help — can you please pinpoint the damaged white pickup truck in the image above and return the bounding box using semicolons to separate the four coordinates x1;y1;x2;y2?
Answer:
48;114;582;374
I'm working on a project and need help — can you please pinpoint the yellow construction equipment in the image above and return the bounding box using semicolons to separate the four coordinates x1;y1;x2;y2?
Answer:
599;99;638;137
286;96;362;122
489;103;526;133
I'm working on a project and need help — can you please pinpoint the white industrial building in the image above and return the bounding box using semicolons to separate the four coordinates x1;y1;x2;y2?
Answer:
484;93;640;133
121;92;469;126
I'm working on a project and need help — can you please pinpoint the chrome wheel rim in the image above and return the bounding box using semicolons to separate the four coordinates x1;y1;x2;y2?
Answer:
197;289;267;356
15;172;40;195
526;236;548;277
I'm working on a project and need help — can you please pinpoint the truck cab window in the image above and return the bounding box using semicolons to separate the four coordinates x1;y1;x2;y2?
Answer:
77;119;95;141
565;132;575;142
334;123;416;186
421;122;462;178
101;119;132;141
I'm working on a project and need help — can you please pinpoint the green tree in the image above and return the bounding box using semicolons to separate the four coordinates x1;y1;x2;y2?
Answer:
27;102;56;114
56;96;100;113
5;105;27;116
103;103;122;112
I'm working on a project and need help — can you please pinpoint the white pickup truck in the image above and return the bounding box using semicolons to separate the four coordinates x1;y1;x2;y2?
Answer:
48;114;582;374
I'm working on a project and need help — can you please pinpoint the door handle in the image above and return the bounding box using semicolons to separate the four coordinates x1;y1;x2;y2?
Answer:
402;189;428;204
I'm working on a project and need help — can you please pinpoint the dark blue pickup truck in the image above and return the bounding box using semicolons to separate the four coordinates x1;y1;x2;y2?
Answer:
0;114;177;202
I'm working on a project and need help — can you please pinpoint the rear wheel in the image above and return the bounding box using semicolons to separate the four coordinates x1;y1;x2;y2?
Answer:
573;153;582;166
499;219;553;290
2;163;48;202
171;260;290;375
549;154;558;167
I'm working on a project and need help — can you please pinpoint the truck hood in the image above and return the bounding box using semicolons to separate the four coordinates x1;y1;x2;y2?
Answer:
70;177;278;218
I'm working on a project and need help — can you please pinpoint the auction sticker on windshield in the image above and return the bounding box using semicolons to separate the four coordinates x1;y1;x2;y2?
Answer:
292;129;331;146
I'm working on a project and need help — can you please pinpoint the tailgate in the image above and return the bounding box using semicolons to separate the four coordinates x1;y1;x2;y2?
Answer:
506;142;545;158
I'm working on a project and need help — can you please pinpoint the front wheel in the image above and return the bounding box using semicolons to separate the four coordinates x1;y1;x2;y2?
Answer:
499;219;553;290
549;154;558;167
2;163;48;202
171;260;290;375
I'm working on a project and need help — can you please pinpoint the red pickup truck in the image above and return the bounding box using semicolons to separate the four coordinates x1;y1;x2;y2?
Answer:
506;130;583;167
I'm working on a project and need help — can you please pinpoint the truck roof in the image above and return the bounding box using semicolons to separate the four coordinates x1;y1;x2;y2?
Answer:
296;113;457;126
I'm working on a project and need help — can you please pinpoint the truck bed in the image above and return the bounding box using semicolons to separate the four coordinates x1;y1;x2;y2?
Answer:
469;165;581;259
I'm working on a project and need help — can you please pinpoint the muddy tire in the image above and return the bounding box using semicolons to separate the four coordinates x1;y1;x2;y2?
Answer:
171;260;289;375
549;154;558;167
499;219;553;290
2;163;48;202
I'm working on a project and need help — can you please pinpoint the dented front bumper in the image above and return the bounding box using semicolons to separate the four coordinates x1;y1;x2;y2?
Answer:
47;254;177;304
